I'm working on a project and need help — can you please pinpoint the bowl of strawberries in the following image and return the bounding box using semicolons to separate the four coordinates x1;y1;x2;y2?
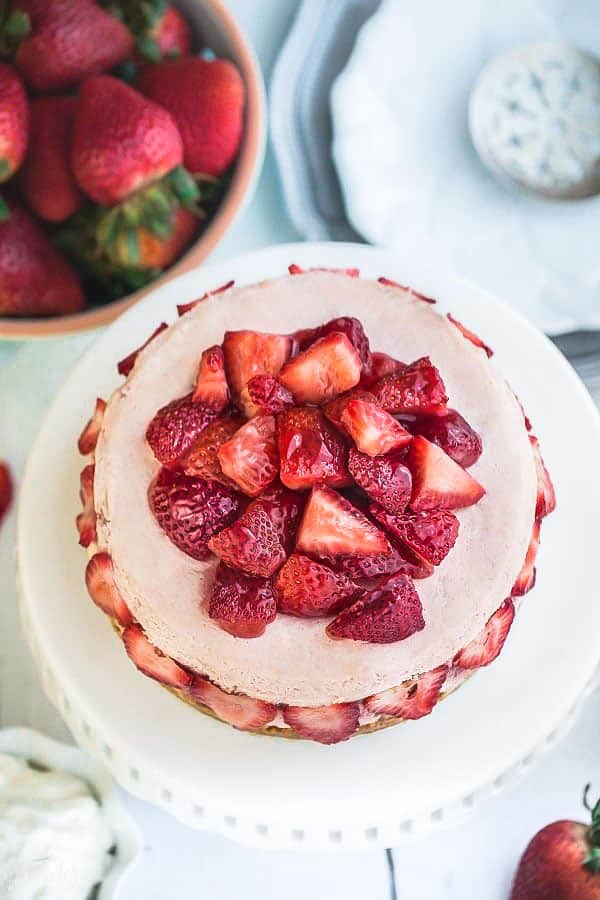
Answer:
0;0;265;338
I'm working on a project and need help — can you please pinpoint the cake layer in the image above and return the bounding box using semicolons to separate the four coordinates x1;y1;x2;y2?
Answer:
94;271;537;706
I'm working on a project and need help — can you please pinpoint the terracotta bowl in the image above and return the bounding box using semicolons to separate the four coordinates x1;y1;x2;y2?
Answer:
0;0;266;340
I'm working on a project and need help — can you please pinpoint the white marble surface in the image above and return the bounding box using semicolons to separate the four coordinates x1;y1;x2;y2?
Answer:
2;1;600;897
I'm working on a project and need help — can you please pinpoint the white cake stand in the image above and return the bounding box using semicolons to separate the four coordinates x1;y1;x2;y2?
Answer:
18;242;600;851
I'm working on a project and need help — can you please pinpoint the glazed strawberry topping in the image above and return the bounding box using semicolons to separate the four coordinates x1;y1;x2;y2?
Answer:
149;468;241;561
348;449;412;514
146;393;218;467
277;407;351;490
275;554;361;617
296;485;390;560
180;415;243;485
453;598;515;669
208;562;277;638
209;499;287;577
282;702;360;744
326;573;425;644
78;397;107;456
254;485;305;551
407;436;485;511
189;676;277;729
279;332;362;404
370;505;459;566
192;345;230;411
372;356;448;415
243;374;294;415
329;541;434;582
325;394;411;457
364;664;448;719
295;316;371;367
223;330;293;416
359;351;405;389
217;414;279;497
402;409;482;469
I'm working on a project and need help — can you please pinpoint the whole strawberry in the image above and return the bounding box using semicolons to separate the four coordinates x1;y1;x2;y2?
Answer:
10;0;133;93
0;201;85;316
106;0;191;64
137;56;245;176
511;787;600;899
20;96;82;223
0;63;28;189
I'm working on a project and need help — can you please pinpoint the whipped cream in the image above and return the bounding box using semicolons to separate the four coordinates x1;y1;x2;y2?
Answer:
0;753;114;900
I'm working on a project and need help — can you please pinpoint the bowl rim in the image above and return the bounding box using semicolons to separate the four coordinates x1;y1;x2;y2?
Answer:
0;0;266;341
0;726;142;898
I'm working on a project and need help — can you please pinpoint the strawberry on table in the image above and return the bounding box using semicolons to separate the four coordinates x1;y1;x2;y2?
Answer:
404;408;482;469
0;63;28;190
275;554;361;618
348;449;412;514
454;598;515;669
222;330;293;417
407;435;485;510
217;415;279;497
282;702;360;745
279;332;362;404
295;485;391;561
364;665;448;720
85;552;132;626
137;56;245;177
209;499;287;578
277;407;351;490
189;676;277;731
372;356;448;414
208;562;277;638
370;505;459;566
326;573;425;644
123;623;191;688
192;345;229;411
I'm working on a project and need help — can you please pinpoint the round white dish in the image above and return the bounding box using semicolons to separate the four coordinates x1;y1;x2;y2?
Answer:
18;242;600;851
0;727;142;898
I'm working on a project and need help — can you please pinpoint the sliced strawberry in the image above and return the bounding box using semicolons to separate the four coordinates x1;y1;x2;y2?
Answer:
217;414;279;497
241;374;294;416
372;357;448;414
370;505;459;566
208;499;286;578
189;676;277;730
454;598;515;669
348;449;412;515
407;436;485;511
279;333;362;404
181;415;243;485
364;665;448;720
377;277;436;304
530;435;556;519
76;463;96;547
326;573;424;644
177;279;235;316
146;393;218;467
122;623;192;688
277;407;351;490
403;409;482;469
359;352;405;389
295;485;390;560
282;702;360;744
274;553;361;617
192;345;230;411
223;330;293;416
208;563;277;638
511;519;540;596
255;484;305;551
322;389;377;431
149;468;241;561
295;316;370;367
117;322;168;376
78;397;107;456
0;460;14;527
333;396;412;457
85;552;132;626
288;264;360;278
447;313;493;358
330;541;434;582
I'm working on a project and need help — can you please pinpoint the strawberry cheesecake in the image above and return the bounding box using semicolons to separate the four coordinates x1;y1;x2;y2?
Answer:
76;267;555;744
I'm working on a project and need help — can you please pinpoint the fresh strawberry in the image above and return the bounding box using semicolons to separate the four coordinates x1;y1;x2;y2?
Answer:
192;345;229;411
404;409;483;468
282;702;360;745
114;1;192;65
454;598;515;669
242;375;294;416
328;395;412;457
208;499;287;578
510;788;600;899
359;352;405;389
348;449;412;514
377;277;435;304
0;461;13;527
256;484;305;551
122;623;191;688
20;96;82;223
177;279;234;316
76;463;96;547
370;505;459;566
189;676;277;730
149;468;241;561
12;0;133;93
274;554;361;617
530;435;556;519
330;541;434;582
71;75;182;206
85;552;132;626
295;316;370;367
137;56;245;176
295;485;390;560
447;313;493;358
279;332;362;404
407;435;485;511
222;330;293;417
181;415;242;485
326;573;424;643
217;415;279;497
146;392;218;467
117;322;167;376
364;665;448;719
0;202;84;316
371;356;448;415
207;562;277;638
78;398;106;456
0;64;27;185
103;204;198;271
277;407;351;490
511;519;540;596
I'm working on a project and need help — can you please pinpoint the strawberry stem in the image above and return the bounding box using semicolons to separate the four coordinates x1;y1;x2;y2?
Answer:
0;5;30;54
0;194;8;223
